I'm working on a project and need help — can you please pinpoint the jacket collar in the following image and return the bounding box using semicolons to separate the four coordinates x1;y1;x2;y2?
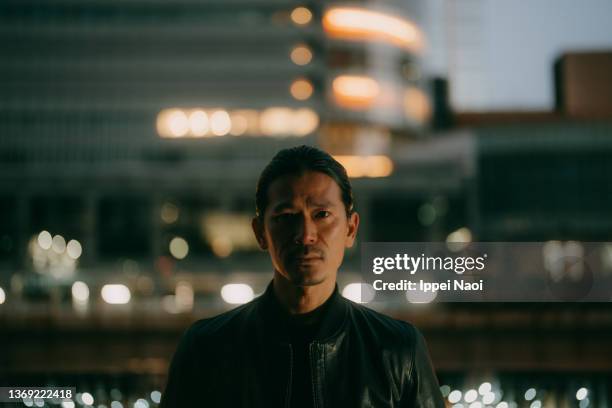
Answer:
257;280;348;343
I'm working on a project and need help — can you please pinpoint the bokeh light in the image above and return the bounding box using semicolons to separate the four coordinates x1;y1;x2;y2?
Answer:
101;284;131;305
290;44;313;65
291;7;312;25
188;110;209;137
71;281;89;303
66;239;82;259
221;283;254;304
342;283;376;303
290;78;314;101
37;230;52;250
210;110;232;136
169;237;189;260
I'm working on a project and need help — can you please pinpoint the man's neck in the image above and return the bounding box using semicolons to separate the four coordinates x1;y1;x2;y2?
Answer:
272;272;336;315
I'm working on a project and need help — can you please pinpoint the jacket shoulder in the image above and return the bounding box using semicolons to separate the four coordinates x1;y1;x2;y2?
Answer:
345;300;420;349
184;298;258;344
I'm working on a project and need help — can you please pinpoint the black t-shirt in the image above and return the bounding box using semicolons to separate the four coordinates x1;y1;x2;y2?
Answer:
271;294;335;408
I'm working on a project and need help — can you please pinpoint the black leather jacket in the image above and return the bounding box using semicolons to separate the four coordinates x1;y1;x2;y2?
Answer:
161;282;444;408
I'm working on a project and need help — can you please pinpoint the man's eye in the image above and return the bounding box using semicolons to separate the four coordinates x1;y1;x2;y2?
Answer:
315;210;331;219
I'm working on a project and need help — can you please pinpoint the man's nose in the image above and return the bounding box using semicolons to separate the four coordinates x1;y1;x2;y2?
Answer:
294;215;317;245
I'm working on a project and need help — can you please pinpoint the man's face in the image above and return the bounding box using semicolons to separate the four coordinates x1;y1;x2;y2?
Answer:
252;171;359;287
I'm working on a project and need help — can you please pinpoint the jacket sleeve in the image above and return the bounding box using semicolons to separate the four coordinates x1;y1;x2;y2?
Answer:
404;328;445;408
160;326;198;408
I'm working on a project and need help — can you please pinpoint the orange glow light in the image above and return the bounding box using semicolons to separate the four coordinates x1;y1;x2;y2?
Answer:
290;78;314;101
332;75;380;109
333;155;393;178
323;7;423;52
291;7;312;26
290;44;313;66
403;87;431;124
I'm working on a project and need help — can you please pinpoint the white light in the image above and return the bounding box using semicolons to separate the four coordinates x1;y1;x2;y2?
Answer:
468;403;482;408
210;110;231;136
524;388;536;401
342;283;375;303
168;110;189;137
23;398;33;407
101;284;131;305
189;110;209;137
37;230;52;250
82;392;94;405
169;237;189;260
465;389;478;403
134;399;149;408
66;239;83;259
478;382;492;395
156;109;190;138
72;281;89;302
221;283;254;304
496;403;508;408
576;388;588;401
52;235;66;254
0;287;5;305
483;392;495;404
530;400;541;408
34;399;44;407
61;401;75;408
150;391;161;404
446;227;472;252
111;402;123;408
451;405;464;408
448;390;462;404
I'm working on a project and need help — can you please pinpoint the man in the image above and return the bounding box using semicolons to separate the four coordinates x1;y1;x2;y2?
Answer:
161;145;444;408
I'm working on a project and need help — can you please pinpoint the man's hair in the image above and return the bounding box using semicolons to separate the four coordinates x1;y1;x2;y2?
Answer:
255;145;354;219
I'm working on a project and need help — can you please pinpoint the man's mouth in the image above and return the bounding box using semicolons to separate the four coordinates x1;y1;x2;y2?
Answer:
293;253;323;262
297;256;322;261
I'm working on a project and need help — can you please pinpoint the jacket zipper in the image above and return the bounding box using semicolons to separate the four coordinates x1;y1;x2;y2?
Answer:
285;344;293;408
309;342;319;408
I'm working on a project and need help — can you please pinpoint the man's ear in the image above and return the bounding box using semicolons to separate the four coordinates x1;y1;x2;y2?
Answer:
251;217;268;250
345;211;360;248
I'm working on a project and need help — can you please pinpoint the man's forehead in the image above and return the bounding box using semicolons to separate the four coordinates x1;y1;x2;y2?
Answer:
267;171;343;207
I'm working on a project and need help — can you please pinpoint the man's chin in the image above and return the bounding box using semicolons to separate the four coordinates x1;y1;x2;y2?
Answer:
287;269;327;287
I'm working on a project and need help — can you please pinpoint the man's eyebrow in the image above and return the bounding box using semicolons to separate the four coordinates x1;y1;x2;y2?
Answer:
309;200;334;208
271;201;294;212
271;200;335;212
